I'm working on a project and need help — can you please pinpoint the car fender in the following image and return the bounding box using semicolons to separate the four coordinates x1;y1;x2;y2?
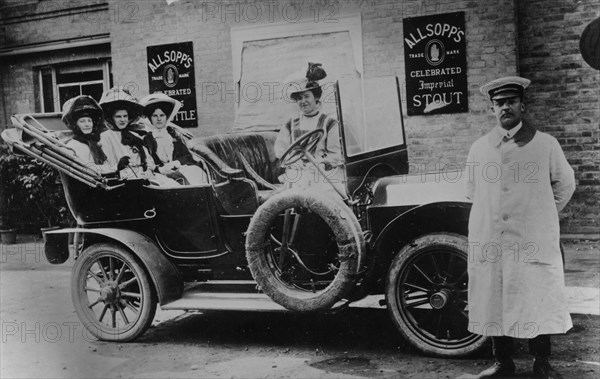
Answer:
45;228;183;305
370;170;471;207
372;201;471;260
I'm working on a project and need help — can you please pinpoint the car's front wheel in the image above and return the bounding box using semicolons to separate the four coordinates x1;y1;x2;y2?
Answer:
386;233;488;357
71;243;157;342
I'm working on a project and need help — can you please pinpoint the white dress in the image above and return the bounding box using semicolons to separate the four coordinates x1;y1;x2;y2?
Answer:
151;127;208;185
100;128;178;186
274;112;345;196
65;139;115;175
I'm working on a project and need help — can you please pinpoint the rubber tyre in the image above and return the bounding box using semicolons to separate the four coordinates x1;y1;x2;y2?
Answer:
71;243;157;342
386;233;488;357
246;189;364;312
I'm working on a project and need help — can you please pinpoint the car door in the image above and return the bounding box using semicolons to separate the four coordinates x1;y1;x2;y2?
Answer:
150;184;221;259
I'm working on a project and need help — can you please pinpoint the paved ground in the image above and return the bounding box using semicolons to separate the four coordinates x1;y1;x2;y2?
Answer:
1;235;598;378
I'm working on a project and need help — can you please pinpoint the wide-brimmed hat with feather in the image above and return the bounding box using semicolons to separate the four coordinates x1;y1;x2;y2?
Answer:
289;62;328;101
99;86;145;122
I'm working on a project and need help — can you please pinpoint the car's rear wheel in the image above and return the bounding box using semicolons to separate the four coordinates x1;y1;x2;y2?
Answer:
386;233;488;357
72;243;157;342
246;189;364;312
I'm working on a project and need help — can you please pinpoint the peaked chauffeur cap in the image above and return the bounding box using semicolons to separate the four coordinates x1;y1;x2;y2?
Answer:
480;76;531;101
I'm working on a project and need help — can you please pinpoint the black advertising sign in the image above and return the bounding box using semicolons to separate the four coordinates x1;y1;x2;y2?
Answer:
403;12;468;115
147;41;198;127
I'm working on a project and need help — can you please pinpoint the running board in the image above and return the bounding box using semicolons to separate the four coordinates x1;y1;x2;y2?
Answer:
161;291;288;312
160;280;386;312
161;280;285;312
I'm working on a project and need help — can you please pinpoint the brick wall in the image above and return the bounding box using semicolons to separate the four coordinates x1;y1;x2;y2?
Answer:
108;0;597;233
1;0;597;233
110;0;235;137
0;1;111;126
110;0;517;149
360;0;519;167
0;0;109;46
518;0;600;234
0;46;110;116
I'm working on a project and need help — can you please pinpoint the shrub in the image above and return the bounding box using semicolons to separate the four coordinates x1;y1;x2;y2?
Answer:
0;144;71;231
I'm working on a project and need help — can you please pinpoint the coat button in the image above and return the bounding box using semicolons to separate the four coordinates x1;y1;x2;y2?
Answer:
502;214;509;221
503;187;509;192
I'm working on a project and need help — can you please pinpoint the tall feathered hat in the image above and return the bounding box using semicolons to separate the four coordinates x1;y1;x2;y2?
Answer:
289;62;328;101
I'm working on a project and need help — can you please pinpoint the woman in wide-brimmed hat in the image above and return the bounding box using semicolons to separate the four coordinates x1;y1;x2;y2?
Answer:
274;62;344;195
99;87;153;178
61;95;114;175
98;87;177;186
139;93;208;185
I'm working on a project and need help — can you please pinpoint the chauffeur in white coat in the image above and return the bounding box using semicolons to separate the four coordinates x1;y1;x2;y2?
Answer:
465;76;575;379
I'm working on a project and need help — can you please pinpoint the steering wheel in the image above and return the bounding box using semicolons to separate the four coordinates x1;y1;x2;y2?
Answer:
279;129;324;167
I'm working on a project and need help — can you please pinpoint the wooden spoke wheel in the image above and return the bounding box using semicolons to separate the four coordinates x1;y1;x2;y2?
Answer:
71;243;157;342
386;233;488;357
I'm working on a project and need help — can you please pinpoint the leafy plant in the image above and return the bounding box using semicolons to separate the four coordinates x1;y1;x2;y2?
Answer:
0;144;70;230
0;146;21;229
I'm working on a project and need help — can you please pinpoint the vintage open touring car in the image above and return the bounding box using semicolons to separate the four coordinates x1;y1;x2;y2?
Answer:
1;76;486;357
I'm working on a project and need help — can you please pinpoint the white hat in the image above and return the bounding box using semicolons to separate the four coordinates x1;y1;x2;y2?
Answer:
99;86;144;120
480;76;531;100
139;93;182;124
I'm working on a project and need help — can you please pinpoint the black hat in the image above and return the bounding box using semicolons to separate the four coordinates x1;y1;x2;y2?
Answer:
61;95;103;129
289;62;327;101
73;110;94;120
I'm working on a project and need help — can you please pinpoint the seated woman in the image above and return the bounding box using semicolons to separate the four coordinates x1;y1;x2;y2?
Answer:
274;63;345;196
99;87;178;186
139;93;208;185
61;95;114;175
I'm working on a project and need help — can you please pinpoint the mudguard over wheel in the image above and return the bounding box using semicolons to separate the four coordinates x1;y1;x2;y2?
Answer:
386;233;488;357
71;243;157;342
246;189;364;312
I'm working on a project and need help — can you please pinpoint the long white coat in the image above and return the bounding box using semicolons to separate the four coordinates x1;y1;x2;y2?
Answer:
466;121;575;338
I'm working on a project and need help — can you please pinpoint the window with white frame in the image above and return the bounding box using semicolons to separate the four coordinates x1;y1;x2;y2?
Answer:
38;60;112;112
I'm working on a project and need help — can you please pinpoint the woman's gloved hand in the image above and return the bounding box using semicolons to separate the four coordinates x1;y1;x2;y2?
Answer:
158;160;181;174
318;157;342;171
117;156;131;171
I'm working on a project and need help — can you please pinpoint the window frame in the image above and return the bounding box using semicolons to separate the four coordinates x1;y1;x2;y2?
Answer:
38;60;112;112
